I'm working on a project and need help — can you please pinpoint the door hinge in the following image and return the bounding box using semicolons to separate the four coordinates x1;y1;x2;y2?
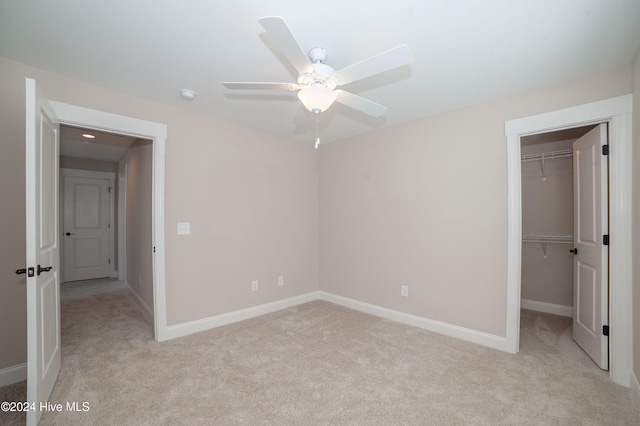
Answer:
108;186;113;193
602;144;609;155
153;246;156;253
108;223;111;229
108;258;111;265
603;325;609;336
603;234;609;245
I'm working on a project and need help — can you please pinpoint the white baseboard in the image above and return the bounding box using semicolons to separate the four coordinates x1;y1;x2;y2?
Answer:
162;290;517;353
164;291;320;340
521;299;573;317
124;281;154;325
0;363;27;386
630;371;640;410
319;291;510;352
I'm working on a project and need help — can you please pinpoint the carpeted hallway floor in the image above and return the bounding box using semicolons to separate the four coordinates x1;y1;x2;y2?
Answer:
1;280;639;425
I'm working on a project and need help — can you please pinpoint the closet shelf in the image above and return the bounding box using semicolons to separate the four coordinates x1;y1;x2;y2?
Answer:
522;234;573;243
520;149;573;163
523;234;574;258
521;148;572;181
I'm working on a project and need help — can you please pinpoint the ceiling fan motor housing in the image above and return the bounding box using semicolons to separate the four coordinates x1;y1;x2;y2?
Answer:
308;47;327;63
298;62;337;90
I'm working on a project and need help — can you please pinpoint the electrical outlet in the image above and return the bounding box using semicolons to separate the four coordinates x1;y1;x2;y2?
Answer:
252;280;258;291
278;276;284;286
401;285;409;297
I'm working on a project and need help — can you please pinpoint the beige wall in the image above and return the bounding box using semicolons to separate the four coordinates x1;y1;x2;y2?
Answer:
632;47;640;385
59;156;118;174
0;56;319;370
319;65;632;337
0;58;28;369
520;140;573;307
119;141;154;312
0;54;635;375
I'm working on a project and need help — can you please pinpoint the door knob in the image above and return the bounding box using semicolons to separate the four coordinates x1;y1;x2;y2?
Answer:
16;267;35;277
65;232;75;236
569;248;578;254
37;265;53;276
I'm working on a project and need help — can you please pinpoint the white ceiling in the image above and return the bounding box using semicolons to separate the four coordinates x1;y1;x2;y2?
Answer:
1;1;639;145
60;125;138;162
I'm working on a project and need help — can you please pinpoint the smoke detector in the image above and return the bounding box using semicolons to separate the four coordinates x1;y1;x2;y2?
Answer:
180;89;196;101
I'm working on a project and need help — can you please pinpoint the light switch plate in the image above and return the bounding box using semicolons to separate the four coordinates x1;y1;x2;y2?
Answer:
177;222;190;235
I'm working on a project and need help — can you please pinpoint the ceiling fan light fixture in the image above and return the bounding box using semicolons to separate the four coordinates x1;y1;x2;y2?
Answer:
297;85;337;113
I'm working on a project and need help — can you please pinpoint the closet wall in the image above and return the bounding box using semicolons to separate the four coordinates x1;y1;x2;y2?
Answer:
520;135;577;314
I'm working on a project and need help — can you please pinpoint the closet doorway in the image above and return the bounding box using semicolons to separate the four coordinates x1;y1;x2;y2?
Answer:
504;94;633;386
520;124;608;369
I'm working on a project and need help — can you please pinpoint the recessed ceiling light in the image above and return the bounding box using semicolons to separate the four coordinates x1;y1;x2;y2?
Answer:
82;133;96;139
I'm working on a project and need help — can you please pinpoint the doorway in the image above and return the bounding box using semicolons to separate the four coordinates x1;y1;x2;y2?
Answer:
59;124;155;324
519;124;608;369
504;95;633;386
48;100;168;341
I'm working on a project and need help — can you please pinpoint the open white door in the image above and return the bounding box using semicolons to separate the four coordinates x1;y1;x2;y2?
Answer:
25;78;61;425
572;123;608;370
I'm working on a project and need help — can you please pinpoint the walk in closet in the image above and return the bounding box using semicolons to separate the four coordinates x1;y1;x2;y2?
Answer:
520;125;595;317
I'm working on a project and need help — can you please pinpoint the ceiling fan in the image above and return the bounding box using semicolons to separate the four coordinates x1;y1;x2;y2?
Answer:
223;16;412;124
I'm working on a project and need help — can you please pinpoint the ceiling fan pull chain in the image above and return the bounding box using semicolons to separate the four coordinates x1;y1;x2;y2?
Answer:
314;109;320;149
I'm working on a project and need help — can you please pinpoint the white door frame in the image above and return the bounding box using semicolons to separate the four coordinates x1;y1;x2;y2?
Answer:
504;94;633;386
118;164;127;283
49;101;168;341
60;168;116;282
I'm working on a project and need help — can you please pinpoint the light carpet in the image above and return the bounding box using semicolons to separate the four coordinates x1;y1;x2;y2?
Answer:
1;283;639;425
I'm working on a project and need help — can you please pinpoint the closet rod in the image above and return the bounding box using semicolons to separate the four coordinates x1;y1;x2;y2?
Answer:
522;234;573;258
520;148;573;163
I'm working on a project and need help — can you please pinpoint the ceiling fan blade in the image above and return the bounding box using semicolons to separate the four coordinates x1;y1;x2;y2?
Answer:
334;44;412;85
223;82;299;91
258;16;313;75
335;90;387;117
